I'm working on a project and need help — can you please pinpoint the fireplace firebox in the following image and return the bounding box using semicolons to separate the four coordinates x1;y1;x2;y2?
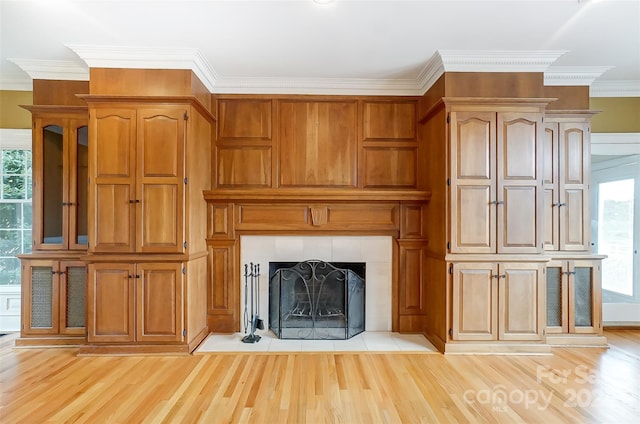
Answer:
269;260;365;340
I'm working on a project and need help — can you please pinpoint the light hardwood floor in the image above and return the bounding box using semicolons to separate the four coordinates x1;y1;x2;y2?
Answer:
1;331;639;423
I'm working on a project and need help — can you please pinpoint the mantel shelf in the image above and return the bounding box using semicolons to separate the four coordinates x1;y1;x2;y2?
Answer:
203;188;431;203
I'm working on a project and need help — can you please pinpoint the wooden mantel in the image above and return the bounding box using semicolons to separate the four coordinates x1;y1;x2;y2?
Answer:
203;188;431;202
204;188;431;333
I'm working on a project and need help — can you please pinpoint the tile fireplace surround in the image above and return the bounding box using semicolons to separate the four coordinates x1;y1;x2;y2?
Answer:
239;235;393;334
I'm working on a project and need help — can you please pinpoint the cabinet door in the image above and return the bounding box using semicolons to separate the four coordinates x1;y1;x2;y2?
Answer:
90;108;137;253
545;260;568;334
451;262;498;341
136;108;185;253
136;262;184;342
559;123;590;251
21;260;60;335
59;261;86;335
569;260;601;334
68;120;89;250
497;112;542;254
87;263;135;343
33;118;66;251
449;111;496;253
542;122;559;250
498;262;544;341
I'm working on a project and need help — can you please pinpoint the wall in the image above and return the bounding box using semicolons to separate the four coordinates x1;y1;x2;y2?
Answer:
0;90;32;128
590;97;640;133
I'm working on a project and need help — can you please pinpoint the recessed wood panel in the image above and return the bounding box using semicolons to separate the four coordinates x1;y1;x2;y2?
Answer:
237;204;310;229
456;116;493;180
500;186;537;250
137;263;182;342
94;184;134;251
363;147;416;188
94;110;135;178
138;111;183;178
400;205;423;238
208;242;236;317
327;204;397;230
398;243;425;314
279;101;357;187
363;101;416;140
208;203;232;238
564;129;585;184
218;99;272;140
500;115;538;181
217;147;271;187
452;263;497;341
562;189;585;247
456;186;493;251
499;263;542;341
139;184;181;251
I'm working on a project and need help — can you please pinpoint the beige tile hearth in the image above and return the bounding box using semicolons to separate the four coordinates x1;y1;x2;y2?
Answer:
194;331;438;354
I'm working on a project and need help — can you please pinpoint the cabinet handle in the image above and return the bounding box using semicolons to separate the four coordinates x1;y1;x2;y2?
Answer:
135;274;140;279
128;274;133;279
558;203;566;207
490;200;497;205
129;200;135;204
496;200;504;205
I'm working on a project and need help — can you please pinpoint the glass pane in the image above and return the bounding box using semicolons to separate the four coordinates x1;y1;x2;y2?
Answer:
76;126;89;245
0;230;21;255
2;150;25;174
0;203;19;228
546;267;562;327
43;125;64;244
23;203;32;229
598;179;635;296
2;175;25;199
574;267;593;327
0;257;21;285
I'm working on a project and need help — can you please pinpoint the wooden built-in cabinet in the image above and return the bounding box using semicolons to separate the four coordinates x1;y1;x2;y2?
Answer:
23;106;89;251
89;105;186;254
451;261;544;342
81;94;213;354
18;256;86;345
18;95;90;347
545;258;606;345
542;112;596;252
449;105;544;254
87;262;183;344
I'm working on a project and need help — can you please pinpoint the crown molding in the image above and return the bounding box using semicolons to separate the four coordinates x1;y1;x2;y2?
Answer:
544;66;613;86
7;58;89;81
0;75;33;91
66;44;218;92
435;50;568;73
211;77;420;96
590;80;640;97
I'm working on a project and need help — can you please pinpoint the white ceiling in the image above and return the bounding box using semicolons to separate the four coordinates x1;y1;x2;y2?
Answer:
1;0;639;96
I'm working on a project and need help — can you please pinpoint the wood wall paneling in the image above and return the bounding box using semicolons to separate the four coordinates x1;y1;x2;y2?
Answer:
279;101;357;187
217;147;272;187
218;99;272;140
363;147;417;188
207;240;238;332
363;101;416;140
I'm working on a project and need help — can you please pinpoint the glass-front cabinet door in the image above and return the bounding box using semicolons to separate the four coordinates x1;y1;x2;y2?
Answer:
32;111;88;251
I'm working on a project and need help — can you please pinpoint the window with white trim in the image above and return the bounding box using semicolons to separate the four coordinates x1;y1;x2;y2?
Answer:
0;130;32;285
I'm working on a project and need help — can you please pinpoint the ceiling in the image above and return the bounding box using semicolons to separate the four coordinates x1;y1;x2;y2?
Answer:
1;0;639;96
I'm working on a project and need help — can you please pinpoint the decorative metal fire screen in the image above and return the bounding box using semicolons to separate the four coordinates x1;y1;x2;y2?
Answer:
269;260;365;340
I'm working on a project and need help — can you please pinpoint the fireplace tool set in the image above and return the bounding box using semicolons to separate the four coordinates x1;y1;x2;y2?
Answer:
242;263;264;343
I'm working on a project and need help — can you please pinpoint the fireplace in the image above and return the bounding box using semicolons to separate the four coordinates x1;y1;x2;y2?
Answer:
269;260;365;340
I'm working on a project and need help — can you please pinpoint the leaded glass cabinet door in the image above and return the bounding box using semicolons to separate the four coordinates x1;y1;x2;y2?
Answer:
569;260;602;334
59;261;86;335
22;260;59;335
545;260;568;333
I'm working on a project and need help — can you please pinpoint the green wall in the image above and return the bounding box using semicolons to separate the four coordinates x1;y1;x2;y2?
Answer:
0;90;33;129
590;97;640;133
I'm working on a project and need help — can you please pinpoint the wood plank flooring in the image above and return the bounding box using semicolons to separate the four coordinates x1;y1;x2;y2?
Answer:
1;330;639;423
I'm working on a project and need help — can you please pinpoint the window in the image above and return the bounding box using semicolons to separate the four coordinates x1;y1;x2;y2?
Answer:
592;154;640;303
0;130;32;286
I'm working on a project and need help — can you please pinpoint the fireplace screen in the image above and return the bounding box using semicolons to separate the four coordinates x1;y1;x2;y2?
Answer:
269;260;365;340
